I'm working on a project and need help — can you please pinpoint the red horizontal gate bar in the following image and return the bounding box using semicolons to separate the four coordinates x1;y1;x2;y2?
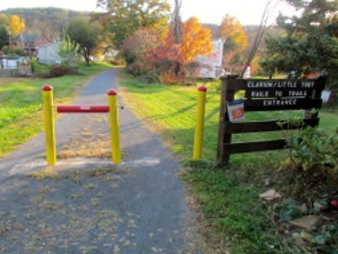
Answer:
57;106;109;113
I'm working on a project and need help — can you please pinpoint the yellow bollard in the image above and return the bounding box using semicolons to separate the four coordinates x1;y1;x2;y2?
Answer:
42;85;56;165
193;86;207;160
108;90;122;164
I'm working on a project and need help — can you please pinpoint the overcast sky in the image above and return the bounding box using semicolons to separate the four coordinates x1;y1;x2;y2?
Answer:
0;0;296;25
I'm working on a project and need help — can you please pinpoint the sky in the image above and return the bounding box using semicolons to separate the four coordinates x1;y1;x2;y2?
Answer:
0;0;297;25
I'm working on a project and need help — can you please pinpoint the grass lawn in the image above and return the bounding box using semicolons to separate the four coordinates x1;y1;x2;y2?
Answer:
118;70;338;254
0;62;112;158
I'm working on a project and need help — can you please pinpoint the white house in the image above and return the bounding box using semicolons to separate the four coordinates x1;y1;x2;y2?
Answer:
37;42;62;65
194;39;224;79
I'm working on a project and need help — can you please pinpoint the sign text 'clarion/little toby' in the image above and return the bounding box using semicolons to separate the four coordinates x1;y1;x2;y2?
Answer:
247;80;315;89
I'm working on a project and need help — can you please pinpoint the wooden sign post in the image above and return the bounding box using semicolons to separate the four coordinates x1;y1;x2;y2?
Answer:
217;76;326;164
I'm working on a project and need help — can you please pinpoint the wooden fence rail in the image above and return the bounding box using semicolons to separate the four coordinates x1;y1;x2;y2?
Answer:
217;76;326;163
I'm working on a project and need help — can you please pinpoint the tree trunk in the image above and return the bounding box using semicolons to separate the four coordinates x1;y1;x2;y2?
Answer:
173;0;182;77
83;48;90;66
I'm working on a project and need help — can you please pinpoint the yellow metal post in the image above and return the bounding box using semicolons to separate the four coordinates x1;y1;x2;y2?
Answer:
42;85;56;165
193;86;207;160
108;90;121;164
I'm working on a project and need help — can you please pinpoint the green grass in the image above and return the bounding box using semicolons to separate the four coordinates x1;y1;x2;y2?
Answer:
0;62;112;157
118;71;338;254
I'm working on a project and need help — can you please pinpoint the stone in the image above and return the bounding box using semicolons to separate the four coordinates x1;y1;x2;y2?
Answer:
292;231;315;247
313;200;329;213
264;178;271;186
289;215;322;231
298;203;308;214
259;189;282;201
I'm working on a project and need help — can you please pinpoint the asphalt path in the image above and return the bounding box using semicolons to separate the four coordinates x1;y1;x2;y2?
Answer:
0;68;202;254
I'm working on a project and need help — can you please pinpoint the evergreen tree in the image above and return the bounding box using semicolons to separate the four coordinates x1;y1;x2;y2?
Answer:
0;26;9;50
261;0;338;78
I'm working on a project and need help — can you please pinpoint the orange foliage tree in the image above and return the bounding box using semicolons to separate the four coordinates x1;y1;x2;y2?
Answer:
0;14;25;47
121;17;212;84
220;14;248;73
180;17;213;64
163;17;212;83
9;15;25;37
220;14;248;50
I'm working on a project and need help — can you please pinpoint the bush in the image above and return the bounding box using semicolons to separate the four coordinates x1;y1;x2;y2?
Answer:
286;126;338;177
42;66;80;78
2;46;26;56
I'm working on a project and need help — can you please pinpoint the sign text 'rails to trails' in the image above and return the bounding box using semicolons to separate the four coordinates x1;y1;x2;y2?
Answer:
217;76;326;163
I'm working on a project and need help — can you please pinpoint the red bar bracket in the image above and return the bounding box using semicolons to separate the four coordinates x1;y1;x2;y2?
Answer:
57;106;109;113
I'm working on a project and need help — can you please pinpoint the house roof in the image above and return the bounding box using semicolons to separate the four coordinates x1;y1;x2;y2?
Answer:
36;41;62;49
0;55;23;59
20;33;40;42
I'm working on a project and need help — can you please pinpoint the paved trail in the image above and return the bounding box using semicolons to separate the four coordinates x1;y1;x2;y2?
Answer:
0;69;202;254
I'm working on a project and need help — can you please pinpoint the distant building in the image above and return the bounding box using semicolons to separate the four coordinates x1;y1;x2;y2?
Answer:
15;33;52;56
37;42;62;65
0;55;24;69
0;55;31;77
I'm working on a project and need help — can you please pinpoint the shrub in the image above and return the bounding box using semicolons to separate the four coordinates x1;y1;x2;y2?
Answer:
281;125;338;179
2;46;26;56
42;66;80;78
289;127;338;171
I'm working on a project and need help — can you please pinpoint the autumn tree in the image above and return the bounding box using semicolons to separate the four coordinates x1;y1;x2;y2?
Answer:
66;16;101;66
220;14;248;51
181;17;213;64
121;27;166;81
9;15;25;37
121;16;212;84
96;0;170;48
0;14;25;46
220;14;248;73
160;17;212;83
91;41;107;59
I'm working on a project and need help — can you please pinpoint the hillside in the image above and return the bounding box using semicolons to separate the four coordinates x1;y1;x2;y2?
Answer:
0;8;89;40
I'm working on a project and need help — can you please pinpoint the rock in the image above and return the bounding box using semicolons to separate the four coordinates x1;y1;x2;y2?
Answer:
259;189;282;201
299;230;316;243
289;215;322;231
293;230;316;247
264;178;271;186
313;200;329;213
298;203;308;214
292;232;305;247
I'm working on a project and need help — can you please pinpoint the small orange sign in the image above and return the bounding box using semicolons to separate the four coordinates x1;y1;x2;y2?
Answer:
228;99;245;122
